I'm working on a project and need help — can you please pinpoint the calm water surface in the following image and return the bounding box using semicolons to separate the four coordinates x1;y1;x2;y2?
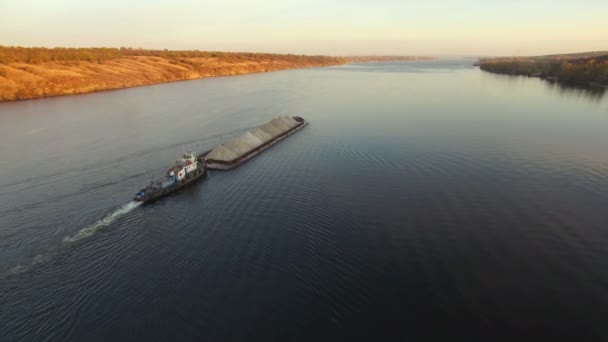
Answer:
1;60;608;341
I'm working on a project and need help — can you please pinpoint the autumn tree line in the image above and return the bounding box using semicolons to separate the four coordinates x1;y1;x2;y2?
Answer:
0;46;346;65
479;55;608;87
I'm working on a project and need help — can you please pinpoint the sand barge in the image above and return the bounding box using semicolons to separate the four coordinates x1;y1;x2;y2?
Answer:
203;116;307;170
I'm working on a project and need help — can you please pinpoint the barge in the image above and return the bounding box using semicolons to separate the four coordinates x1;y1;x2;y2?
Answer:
133;151;206;204
204;116;307;170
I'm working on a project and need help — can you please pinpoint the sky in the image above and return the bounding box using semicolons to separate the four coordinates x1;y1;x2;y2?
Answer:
0;0;607;56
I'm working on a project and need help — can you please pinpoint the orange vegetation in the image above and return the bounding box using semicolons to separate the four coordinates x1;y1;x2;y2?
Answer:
0;46;431;102
0;47;349;101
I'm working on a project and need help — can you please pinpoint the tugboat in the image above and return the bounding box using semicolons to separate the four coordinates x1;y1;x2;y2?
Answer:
133;151;206;204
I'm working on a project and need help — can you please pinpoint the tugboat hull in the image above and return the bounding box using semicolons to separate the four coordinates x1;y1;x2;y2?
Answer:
134;166;206;204
133;152;207;204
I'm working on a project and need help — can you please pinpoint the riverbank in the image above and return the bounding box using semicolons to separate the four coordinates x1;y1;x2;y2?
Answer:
477;52;608;89
0;48;349;102
0;47;432;102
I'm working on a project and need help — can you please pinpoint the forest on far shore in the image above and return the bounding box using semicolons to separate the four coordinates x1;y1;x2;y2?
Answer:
479;54;608;88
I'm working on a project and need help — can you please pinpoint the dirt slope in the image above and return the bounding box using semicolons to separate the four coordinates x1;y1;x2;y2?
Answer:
0;55;346;101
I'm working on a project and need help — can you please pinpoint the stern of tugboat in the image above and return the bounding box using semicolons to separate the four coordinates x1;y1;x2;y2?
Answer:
133;189;146;202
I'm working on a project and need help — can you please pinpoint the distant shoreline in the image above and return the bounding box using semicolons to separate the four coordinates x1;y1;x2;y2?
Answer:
0;47;431;102
476;51;608;89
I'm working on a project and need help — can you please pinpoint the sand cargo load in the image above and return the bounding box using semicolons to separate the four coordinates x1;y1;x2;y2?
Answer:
204;116;307;170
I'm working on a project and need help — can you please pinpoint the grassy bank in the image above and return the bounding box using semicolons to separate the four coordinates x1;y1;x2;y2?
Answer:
0;46;433;102
0;47;349;102
478;52;608;88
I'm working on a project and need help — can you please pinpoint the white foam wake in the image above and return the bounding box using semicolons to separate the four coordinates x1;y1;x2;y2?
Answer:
3;202;141;276
63;201;141;244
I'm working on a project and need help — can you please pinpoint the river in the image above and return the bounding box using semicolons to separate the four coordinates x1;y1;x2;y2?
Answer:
1;59;608;341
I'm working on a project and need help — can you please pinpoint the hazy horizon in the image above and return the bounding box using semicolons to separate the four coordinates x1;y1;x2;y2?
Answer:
1;0;607;56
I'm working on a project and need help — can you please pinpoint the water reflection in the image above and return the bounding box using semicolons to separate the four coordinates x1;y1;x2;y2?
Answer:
543;80;606;101
479;70;606;101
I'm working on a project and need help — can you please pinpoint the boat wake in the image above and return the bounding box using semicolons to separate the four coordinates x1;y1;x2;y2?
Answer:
5;202;141;277
63;201;141;244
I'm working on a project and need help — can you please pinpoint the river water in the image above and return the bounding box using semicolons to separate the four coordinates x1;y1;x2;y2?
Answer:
1;59;608;341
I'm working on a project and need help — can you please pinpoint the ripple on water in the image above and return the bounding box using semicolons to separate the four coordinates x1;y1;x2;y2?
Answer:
3;61;608;341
